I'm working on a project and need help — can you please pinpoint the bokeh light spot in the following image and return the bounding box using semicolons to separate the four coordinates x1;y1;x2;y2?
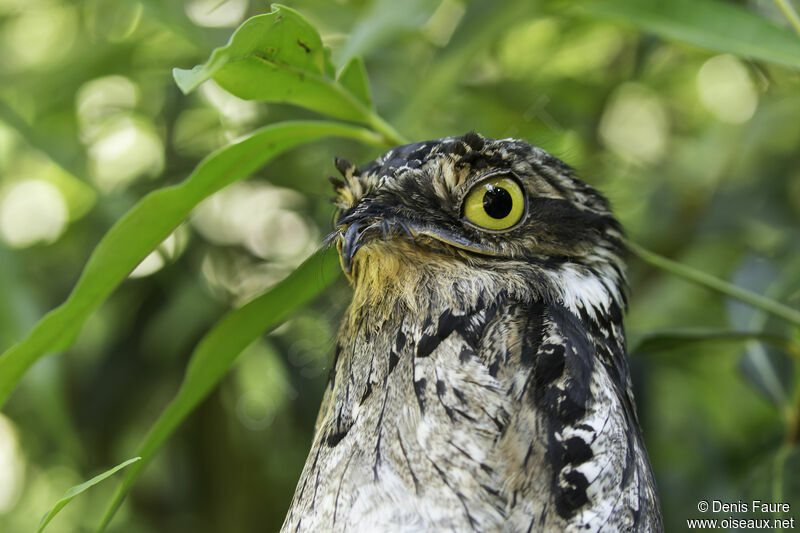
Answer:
76;76;140;139
186;0;249;28
2;5;77;69
0;179;69;247
130;227;190;278
84;0;143;42
599;83;668;164
0;415;24;513
697;54;758;124
88;117;164;192
200;80;259;125
193;181;317;262
233;341;294;431
498;18;559;79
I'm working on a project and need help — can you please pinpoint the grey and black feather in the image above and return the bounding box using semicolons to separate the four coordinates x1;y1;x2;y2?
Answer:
282;133;662;532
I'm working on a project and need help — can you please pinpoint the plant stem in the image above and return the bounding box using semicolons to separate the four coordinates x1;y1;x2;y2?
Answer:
367;112;410;146
774;0;800;36
628;241;800;328
344;125;395;149
788;394;800;444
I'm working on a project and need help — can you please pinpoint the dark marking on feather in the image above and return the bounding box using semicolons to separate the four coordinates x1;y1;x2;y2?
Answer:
388;351;400;373
359;382;373;405
523;444;534;467
488;360;499;378
452;387;467;404
521;300;545;366
481;406;507;432
428;460;480;529
416;309;475;357
397;429;420;494
555;470;590;518
373;387;390;481
453;405;477;422
434;378;455;420
413;378;427;412
564;437;593;465
533;343;565;393
395;329;406;351
480;483;501;497
449;441;473;461
416;334;441;358
526;514;536;533
326;429;348;447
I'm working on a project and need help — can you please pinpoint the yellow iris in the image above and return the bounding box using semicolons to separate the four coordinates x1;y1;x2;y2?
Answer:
462;176;525;231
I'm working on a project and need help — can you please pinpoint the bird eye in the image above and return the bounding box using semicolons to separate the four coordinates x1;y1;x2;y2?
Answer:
462;176;525;231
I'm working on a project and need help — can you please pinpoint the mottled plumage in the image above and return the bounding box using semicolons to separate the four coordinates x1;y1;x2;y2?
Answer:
282;133;663;532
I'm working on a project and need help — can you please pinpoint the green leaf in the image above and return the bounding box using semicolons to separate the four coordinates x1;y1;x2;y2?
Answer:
97;247;341;531
337;56;373;109
577;0;800;70
738;341;791;407
173;5;366;122
726;256;792;407
38;457;141;533
0;120;386;410
173;5;330;93
172;5;407;145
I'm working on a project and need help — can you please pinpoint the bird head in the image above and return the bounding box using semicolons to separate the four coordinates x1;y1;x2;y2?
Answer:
329;133;627;316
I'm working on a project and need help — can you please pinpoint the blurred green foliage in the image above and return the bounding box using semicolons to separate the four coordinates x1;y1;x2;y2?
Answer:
1;0;799;531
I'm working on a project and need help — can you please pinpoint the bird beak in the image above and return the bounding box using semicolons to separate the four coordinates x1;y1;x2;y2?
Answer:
339;219;365;275
337;215;503;275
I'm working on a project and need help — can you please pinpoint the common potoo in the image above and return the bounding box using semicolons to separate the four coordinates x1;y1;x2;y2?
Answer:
282;133;663;532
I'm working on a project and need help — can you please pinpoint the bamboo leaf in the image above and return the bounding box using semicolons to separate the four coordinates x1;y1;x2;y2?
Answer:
38;457;141;533
97;247;341;531
0;121;386;410
577;0;800;70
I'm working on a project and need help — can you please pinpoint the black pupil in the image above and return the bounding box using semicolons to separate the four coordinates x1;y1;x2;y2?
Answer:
482;185;513;219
